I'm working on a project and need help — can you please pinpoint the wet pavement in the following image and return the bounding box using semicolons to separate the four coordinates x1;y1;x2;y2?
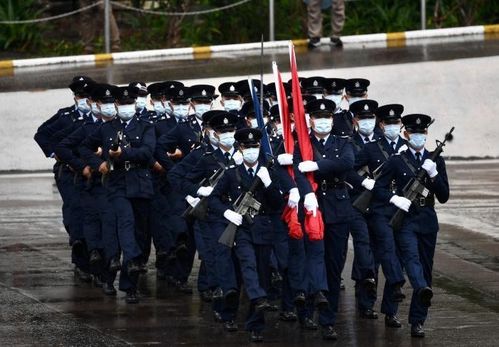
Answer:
1;37;499;92
1;160;499;346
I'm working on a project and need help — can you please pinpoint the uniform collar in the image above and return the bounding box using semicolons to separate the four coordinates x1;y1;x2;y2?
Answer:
409;147;425;158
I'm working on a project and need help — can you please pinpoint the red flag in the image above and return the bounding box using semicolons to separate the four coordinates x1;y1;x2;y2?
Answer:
289;42;324;240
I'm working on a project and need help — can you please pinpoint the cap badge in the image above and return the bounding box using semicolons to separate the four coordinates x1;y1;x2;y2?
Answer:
320;103;326;110
389;109;395;116
332;81;336;87
201;89;207;96
416;117;421;125
223;118;228;124
364;104;369;111
313;80;318;87
169;84;175;89
79;77;84;81
105;89;111;96
124;90;128;96
248;132;254;140
179;90;184;96
229;85;235;92
355;81;360;88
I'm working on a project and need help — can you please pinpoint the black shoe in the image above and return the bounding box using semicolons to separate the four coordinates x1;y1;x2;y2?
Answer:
223;320;238;332
103;282;117;296
127;261;141;276
89;249;102;266
393;284;406;302
321;325;338;340
93;275;103;288
364;277;376;293
249;330;264;343
330;36;343;47
176;281;193;294
418;287;433;307
308;37;321;49
340;278;345;290
71;240;86;257
279;311;298;322
125;290;139;304
267;303;279;312
271;271;283;288
359;308;378;319
74;267;92;283
254;298;272;314
385;315;402;328
109;257;121;272
212;287;224;301
314;291;329;311
139;263;148;274
411;323;425;338
213;311;223;323
300;317;318;330
293;291;306;308
199;289;213;303
155;250;169;268
224;289;239;309
175;243;189;260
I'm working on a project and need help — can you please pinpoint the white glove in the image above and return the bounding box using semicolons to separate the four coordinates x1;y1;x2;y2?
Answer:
361;178;375;191
256;166;272;188
422;159;438;178
298;160;319;173
277;153;293;166
185;195;200;207
197;186;214;197
390;195;412;212
287;187;300;209
232;151;243;165
397;144;408;154
303;192;319;217
223;209;243;226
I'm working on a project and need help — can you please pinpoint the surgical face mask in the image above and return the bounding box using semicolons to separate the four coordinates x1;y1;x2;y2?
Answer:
358;118;376;136
269;99;278;107
173;104;190;119
313;118;332;135
208;129;219;147
242;147;260;164
76;98;91;113
325;94;343;109
249;117;268;129
91;102;100;115
276;123;283;136
136;96;148;110
384;124;400;141
99;103;117;118
117;104;136;121
312;93;323;100
218;131;235;148
408;133;426;150
194;103;211;118
348;96;363;106
153;101;166;115
223;99;242;111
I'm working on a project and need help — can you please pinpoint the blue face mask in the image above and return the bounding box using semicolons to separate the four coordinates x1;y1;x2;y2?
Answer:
408;133;426;150
358;118;376;136
76;98;91;113
136;97;148;110
99;103;116;118
153;101;166;115
242;147;260;164
384;124;400;141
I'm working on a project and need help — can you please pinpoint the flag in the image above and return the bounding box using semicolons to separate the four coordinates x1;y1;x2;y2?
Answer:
248;78;273;158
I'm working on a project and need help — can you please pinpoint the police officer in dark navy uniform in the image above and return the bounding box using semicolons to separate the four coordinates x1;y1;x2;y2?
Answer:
332;78;370;138
218;81;246;129
373;114;449;338
210;127;284;343
323;78;346;108
302;76;327;101
129;81;150;121
294;99;355;340
80;86;156;304
355;104;409;328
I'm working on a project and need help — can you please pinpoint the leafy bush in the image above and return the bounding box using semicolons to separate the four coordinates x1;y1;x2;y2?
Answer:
0;0;45;50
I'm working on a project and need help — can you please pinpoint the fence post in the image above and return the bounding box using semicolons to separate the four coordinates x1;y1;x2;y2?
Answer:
104;0;111;53
421;0;426;30
269;0;275;41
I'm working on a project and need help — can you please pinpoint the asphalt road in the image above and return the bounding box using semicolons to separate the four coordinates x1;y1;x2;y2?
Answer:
0;160;498;346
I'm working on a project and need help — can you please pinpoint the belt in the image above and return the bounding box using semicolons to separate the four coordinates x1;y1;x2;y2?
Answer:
320;180;346;191
416;195;435;208
113;161;148;171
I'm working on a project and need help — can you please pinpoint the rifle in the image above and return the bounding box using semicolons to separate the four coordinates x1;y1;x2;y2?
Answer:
389;127;454;231
101;130;123;185
352;163;384;214
182;166;226;220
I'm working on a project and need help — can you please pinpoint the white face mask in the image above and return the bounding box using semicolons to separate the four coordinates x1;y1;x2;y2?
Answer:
117;104;136;121
358;118;376;136
194;103;212;118
173;104;190;119
325;94;343;110
99;103;117;118
153;101;166;114
312;93;323;100
313;118;333;135
276;123;283;136
384;124;401;141
218;131;236;148
242;147;260;164
408;133;426;150
348;96;363;106
249;118;268;129
136;96;148;110
223;99;242;111
91;102;100;115
208;129;219;147
76;98;91;113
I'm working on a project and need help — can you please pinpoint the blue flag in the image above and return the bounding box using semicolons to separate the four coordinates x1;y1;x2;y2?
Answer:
248;78;273;158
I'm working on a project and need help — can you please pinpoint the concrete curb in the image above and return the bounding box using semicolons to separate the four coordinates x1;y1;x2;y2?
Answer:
0;24;498;72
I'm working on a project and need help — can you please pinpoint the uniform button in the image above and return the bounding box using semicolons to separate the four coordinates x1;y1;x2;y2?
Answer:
322;154;326;158
403;173;407;176
336;155;339;158
335;148;338;151
322;192;326;196
334;178;339;182
377;159;380;162
136;136;139;139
